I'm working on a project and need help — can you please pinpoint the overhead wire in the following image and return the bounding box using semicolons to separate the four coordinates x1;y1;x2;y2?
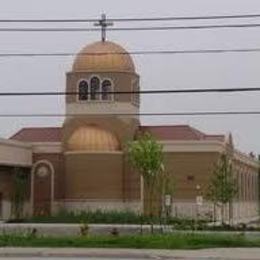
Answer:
0;87;259;96
0;111;260;117
2;13;260;23
2;23;260;32
2;48;260;57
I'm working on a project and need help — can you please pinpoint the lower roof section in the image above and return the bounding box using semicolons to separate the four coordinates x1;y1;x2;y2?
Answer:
6;124;259;169
9;125;225;143
0;138;32;167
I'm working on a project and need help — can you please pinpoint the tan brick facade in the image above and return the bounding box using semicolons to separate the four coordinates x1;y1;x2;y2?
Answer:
0;40;257;223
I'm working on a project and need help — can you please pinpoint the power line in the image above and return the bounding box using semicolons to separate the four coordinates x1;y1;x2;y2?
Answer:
2;48;260;57
110;14;260;22
2;13;260;23
0;111;260;117
0;87;260;96
2;23;260;32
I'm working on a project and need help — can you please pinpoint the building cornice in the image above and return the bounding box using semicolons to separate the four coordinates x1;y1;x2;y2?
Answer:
159;140;226;153
0;138;32;149
31;142;62;154
65;150;123;155
233;149;259;168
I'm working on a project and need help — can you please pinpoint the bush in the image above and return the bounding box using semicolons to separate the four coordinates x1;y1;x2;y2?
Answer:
23;210;153;224
11;209;260;232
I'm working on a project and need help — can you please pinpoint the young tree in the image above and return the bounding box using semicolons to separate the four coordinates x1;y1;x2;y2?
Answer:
157;170;175;220
206;153;238;224
127;133;165;230
11;167;28;220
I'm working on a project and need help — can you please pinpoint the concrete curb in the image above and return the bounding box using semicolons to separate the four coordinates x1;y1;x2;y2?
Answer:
1;223;260;238
0;248;260;259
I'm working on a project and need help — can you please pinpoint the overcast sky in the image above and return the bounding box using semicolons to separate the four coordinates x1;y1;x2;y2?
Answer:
0;0;260;154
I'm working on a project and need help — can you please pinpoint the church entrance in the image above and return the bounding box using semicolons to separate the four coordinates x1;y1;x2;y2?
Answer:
31;161;54;216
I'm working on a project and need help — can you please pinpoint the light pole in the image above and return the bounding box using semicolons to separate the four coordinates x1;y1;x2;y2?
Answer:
195;184;202;230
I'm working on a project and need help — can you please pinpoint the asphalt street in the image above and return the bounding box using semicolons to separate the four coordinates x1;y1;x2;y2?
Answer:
0;248;260;259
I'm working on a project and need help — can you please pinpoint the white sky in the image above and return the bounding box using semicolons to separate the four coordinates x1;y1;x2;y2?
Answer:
0;0;260;154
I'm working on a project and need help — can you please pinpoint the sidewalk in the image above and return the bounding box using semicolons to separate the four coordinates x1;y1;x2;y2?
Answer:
0;247;260;259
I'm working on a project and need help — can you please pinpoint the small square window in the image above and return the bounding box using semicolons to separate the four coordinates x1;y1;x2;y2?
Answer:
187;175;194;181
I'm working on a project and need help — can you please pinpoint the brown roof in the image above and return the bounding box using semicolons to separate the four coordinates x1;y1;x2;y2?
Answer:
140;125;225;141
10;127;62;142
9;125;225;143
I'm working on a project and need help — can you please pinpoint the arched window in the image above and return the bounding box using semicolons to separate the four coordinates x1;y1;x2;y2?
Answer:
90;77;100;100
78;80;88;101
102;80;112;101
132;80;140;106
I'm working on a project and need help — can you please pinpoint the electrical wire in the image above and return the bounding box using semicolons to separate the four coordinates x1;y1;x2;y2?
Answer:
2;23;260;32
2;48;260;57
2;13;260;23
0;111;260;117
0;87;259;96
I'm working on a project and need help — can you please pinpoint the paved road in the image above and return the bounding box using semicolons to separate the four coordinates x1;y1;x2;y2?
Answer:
0;256;260;260
0;258;224;260
0;258;140;260
0;248;260;259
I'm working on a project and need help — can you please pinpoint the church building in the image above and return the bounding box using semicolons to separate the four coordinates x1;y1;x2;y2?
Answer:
0;38;258;223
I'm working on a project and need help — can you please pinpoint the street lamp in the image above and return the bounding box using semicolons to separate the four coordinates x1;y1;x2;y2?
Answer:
195;184;203;230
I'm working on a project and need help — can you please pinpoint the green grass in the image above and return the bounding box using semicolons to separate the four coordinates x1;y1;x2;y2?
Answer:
0;233;259;249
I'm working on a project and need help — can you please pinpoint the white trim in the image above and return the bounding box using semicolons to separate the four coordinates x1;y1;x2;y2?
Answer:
0;138;31;149
234;149;259;168
159;140;226;153
66;102;138;116
0;162;31;167
67;70;138;76
0;140;32;166
30;160;55;216
59;198;126;202
65;150;122;155
32;142;62;154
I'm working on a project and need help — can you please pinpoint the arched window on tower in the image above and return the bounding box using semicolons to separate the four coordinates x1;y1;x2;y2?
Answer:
78;80;88;101
132;79;140;106
102;80;112;101
90;77;100;100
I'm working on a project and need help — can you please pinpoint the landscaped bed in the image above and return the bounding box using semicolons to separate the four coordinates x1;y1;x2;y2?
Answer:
0;233;259;249
8;210;259;232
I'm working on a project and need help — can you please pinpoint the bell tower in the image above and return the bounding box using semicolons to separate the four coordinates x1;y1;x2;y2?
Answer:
63;38;140;148
65;41;139;116
61;15;142;212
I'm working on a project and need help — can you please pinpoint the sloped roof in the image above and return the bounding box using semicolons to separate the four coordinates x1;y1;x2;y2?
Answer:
10;127;62;142
9;125;225;143
140;125;225;141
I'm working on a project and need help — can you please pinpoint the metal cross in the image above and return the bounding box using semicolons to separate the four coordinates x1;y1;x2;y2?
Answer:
94;14;113;42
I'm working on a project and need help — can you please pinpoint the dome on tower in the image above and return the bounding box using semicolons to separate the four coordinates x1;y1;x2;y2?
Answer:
72;41;135;73
67;125;120;151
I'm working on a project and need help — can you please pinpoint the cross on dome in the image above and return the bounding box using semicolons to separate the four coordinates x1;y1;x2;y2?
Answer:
94;13;113;42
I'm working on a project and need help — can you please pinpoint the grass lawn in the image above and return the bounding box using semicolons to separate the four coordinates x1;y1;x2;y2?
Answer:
0;233;259;249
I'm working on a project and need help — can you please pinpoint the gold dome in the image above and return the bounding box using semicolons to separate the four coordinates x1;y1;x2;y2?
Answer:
67;125;120;151
72;41;135;73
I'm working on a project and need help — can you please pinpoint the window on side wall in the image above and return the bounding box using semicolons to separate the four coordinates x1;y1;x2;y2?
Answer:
90;77;100;100
102;79;112;101
78;80;88;101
